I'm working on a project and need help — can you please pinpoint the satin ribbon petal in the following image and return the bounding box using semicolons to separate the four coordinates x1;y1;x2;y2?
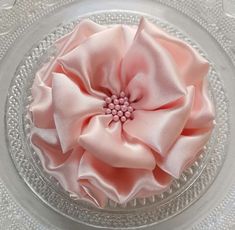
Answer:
30;20;105;127
137;18;210;86
55;19;105;55
185;78;215;129
121;23;185;110
30;74;54;128
78;152;172;206
31;127;84;195
35;20;105;85
58;25;136;97
79;180;108;208
78;115;156;170
52;73;104;153
123;86;195;155
156;130;212;178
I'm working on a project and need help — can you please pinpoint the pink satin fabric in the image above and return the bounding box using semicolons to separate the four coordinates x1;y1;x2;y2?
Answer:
30;18;215;207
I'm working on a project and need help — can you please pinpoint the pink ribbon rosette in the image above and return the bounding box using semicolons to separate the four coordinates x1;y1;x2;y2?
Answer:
30;18;215;207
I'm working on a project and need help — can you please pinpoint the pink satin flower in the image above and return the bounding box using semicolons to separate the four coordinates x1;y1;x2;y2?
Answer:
30;18;215;207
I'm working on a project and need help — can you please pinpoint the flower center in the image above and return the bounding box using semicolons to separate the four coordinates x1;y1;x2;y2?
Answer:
104;91;134;123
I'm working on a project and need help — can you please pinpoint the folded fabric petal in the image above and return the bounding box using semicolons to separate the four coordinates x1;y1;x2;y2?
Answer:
185;78;215;129
58;25;135;97
52;73;104;152
78;179;108;208
123;86;195;155
78;152;172;206
35;20;105;86
137;18;209;86
31;127;84;195
121;24;185;110
55;19;105;56
156;130;212;178
30;75;54;128
78;115;156;170
30;131;67;169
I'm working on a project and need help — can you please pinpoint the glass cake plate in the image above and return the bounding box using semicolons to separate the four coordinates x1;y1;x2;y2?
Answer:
0;0;235;229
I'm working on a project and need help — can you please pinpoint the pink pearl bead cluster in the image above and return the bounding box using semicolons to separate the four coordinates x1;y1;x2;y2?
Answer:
104;91;134;123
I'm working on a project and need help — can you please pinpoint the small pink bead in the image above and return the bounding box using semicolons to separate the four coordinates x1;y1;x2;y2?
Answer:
117;111;123;117
104;93;133;122
115;105;120;110
124;101;129;106
108;103;115;109
105;97;112;104
124;97;128;102
112;109;117;115
119;98;124;104
125;111;131;118
128;106;134;112
121;105;127;112
121;116;127;122
105;108;111;114
111;95;117;100
113;99;119;105
120;91;126;98
113;115;119;122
